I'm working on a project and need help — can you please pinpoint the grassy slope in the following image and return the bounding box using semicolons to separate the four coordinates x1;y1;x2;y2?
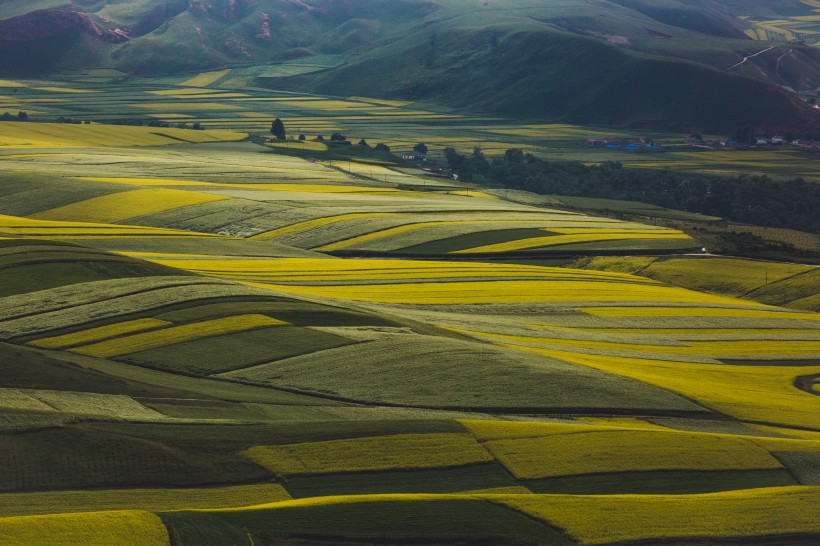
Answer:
1;0;816;129
573;255;820;311
297;23;807;131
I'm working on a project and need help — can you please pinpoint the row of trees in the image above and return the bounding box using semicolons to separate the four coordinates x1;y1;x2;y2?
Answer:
443;147;820;234
270;118;394;152
1;111;28;121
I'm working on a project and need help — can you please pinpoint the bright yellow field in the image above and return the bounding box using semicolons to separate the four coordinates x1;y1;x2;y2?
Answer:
509;346;820;428
131;103;242;111
29;189;229;223
315;221;454;251
0;484;291;518
455;231;691;253
484;430;782;479
149;88;226;96
244;433;493;475
32;87;98;94
0;122;246;148
177;69;232;87
496;486;820;544
582;306;820;321
253;280;760;305
453;329;820;358
72;314;286;358
0;214;217;239
28;318;172;350
0;510;169;546
143;256;648;282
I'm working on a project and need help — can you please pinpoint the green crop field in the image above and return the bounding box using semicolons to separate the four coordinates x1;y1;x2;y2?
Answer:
0;71;817;545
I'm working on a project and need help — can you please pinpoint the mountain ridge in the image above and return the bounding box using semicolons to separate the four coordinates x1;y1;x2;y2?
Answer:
0;0;818;131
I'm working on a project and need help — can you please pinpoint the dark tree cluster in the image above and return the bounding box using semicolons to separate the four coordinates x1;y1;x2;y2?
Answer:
446;147;820;234
1;111;29;121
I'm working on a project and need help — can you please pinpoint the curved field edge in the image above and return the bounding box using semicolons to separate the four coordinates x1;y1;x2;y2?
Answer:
153;487;820;545
0;510;169;546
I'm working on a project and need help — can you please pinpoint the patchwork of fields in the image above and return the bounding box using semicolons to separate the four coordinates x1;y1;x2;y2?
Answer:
0;84;817;544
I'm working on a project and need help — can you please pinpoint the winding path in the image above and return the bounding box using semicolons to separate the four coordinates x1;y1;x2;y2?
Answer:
726;46;776;71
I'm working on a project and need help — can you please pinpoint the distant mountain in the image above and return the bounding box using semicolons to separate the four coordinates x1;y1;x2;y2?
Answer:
0;0;817;131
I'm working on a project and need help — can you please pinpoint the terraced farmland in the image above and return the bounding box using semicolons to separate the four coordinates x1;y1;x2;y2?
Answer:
0;82;817;544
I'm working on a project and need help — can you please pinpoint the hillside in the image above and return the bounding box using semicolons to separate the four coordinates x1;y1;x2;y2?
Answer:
0;120;818;543
0;0;818;130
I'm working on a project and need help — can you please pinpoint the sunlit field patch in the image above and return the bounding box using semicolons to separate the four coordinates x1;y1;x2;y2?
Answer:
31;87;99;94
131;102;243;111
0;214;218;240
71;314;287;358
27;318;172;350
582;306;820;321
29;189;230;223
483;429;782;479
0;483;291;517
244;433;493;475
506;347;820;428
178;69;232;87
0;510;169;546
453;230;692;253
0;122;246;148
495;486;820;544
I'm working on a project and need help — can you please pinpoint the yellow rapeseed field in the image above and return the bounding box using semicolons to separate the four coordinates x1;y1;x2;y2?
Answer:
72;314;286;358
252;280;759;305
0;214;217;239
494;486;820;544
32;87;98;94
244;433;493;475
251;213;398;241
29;189;230;223
28;318;172;350
0;122;246;148
484;430;782;479
0;484;291;517
315;222;455;251
0;510;169;546
582;306;820;321
456;232;691;253
507;346;820;429
449;329;820;358
177;69;232;87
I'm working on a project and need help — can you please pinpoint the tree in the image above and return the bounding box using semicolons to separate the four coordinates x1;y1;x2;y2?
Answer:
330;132;346;142
733;125;755;146
271;118;286;140
504;148;524;163
298;134;306;141
1;112;14;121
443;146;462;175
413;142;428;155
315;135;325;142
374;143;391;152
16;111;28;122
357;138;370;149
192;122;203;130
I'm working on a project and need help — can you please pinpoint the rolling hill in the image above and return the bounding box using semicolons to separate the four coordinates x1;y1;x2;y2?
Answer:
0;123;817;543
0;0;818;130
